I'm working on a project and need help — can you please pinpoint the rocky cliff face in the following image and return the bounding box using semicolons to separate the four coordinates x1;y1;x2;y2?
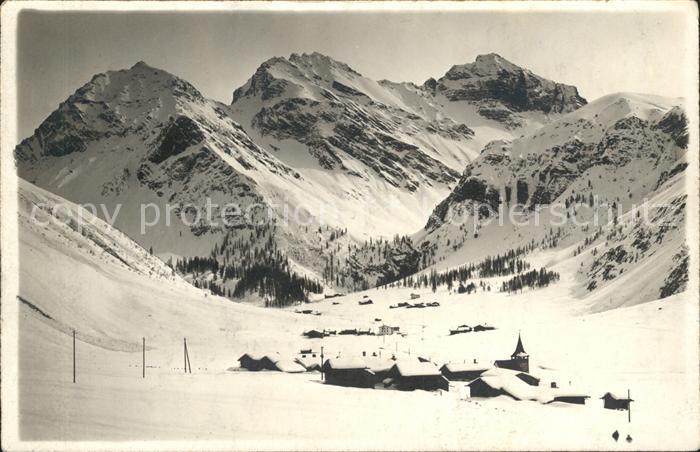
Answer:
430;53;587;128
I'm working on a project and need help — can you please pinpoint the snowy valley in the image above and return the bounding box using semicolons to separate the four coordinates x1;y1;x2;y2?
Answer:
9;49;698;449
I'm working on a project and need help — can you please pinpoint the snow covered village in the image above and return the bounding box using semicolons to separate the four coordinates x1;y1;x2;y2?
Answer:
1;2;698;451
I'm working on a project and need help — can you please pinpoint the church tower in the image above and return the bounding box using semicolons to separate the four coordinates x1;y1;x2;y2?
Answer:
510;333;529;372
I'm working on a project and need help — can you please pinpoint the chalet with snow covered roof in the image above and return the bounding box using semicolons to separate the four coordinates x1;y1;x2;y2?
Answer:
238;353;279;371
468;369;540;401
494;333;529;373
238;353;305;373
386;362;449;391
601;392;634;410
303;329;325;338
322;358;377;388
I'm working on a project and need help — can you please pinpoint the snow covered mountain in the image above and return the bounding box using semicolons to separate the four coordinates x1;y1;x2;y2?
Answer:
14;61;345;303
228;52;586;221
16;54;686;306
15;61;290;255
416;92;688;308
15;53;590;300
231;53;471;190
425;53;586;129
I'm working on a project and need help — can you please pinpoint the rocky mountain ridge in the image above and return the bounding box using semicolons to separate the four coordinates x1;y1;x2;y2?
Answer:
18;53;687;306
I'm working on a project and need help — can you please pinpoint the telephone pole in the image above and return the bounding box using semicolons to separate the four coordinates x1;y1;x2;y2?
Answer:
628;389;631;423
72;329;76;383
183;338;192;373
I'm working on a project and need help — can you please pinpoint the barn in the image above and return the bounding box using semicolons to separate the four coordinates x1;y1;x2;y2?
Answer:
601;392;634;410
386;362;449;391
468;377;510;398
238;353;307;373
322;358;377;388
238;353;279;371
467;370;539;401
440;362;490;381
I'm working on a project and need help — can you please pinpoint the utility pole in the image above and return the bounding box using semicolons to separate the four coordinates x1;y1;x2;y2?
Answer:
142;337;145;379
73;329;76;383
183;338;192;373
320;346;324;381
628;389;631;423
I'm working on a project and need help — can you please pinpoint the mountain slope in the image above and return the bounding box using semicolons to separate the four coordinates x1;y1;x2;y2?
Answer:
17;177;321;349
415;93;688;308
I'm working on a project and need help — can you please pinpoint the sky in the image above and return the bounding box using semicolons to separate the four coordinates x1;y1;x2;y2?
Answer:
16;7;695;140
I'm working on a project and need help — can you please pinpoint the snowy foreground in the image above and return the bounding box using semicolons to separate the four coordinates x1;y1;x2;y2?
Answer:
11;182;700;450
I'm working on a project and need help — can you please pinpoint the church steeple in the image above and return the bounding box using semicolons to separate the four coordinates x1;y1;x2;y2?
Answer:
511;333;528;359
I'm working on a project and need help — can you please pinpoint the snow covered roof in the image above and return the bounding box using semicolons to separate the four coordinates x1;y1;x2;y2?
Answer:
391;361;442;377
471;371;590;403
275;360;306;373
470;374;540;401
550;390;590;399
324;357;368;370
441;362;491;373
295;356;322;369
363;357;395;373
482;367;524;377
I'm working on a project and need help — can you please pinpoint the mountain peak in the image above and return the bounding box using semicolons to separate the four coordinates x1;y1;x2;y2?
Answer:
74;62;201;105
287;51;361;76
472;53;520;72
231;52;364;104
131;60;153;70
437;53;586;115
